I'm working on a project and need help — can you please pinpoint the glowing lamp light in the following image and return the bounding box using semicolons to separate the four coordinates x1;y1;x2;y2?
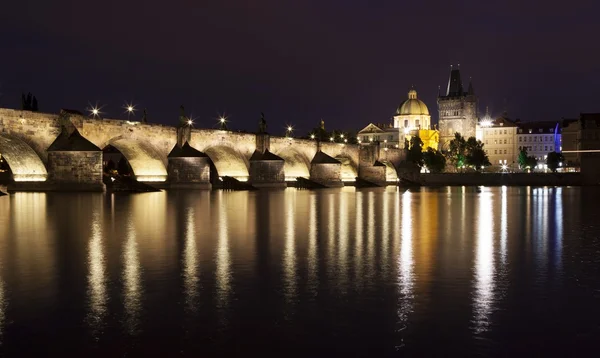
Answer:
340;134;344;138
219;117;226;123
92;108;99;115
501;164;508;170
344;139;348;143
480;120;493;127
187;119;193;126
127;106;134;113
310;134;315;139
287;126;293;132
330;137;334;142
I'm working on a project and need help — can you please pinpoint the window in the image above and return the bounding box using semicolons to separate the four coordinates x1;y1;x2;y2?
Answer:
415;119;420;128
504;149;507;154
539;128;543;133
494;150;498;154
389;135;393;141
494;140;498;144
504;129;507;135
519;137;522;142
404;120;408;127
550;146;553;151
528;137;532;142
504;139;507;144
518;129;523;133
545;146;548;151
534;137;537;142
485;140;488;145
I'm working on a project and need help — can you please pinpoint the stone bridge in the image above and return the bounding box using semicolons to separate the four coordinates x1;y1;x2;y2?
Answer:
0;108;404;191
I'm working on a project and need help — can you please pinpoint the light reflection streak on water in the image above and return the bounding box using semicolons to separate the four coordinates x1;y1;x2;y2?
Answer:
382;190;390;278
355;192;364;290
366;191;375;281
307;194;318;295
473;189;494;334
397;191;414;333
554;188;563;269
183;207;199;313
123;222;141;335
87;210;107;337
215;193;231;312
500;187;508;265
338;192;349;292
283;190;297;306
327;195;335;278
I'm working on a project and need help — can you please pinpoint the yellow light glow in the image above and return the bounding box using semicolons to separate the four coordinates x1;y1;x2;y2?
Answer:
287;126;293;132
330;137;334;141
135;175;167;182
187;119;193;125
310;134;315;139
219;117;226;123
340;134;344;138
13;174;47;182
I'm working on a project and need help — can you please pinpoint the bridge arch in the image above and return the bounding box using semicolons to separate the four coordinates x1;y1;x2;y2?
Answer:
335;155;358;182
203;145;249;181
273;146;312;180
102;136;168;182
0;134;47;181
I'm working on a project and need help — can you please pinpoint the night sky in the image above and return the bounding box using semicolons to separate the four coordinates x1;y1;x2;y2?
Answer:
1;0;598;136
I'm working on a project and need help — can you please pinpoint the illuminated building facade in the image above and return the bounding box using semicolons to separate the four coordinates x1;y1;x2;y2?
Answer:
516;121;562;164
438;67;478;150
477;115;519;169
394;89;439;151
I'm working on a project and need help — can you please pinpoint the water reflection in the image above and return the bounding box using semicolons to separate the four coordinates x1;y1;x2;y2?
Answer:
337;192;349;291
215;193;231;312
355;191;364;290
283;190;297;307
307;194;318;295
87;210;107;338
123;222;142;335
397;191;414;336
0;265;5;345
473;189;494;333
183;207;199;313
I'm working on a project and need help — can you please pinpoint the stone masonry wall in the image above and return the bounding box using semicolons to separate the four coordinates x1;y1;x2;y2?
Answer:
249;160;285;184
0;108;61;162
168;157;210;183
47;151;103;184
310;163;342;186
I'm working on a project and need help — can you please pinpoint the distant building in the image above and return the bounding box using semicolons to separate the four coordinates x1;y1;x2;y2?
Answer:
438;66;478;150
516;121;562;165
358;89;439;151
357;123;399;149
477;114;519;169
561;118;580;167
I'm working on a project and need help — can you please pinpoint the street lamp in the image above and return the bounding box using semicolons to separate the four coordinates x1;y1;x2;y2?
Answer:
123;102;136;120
310;134;315;139
286;125;293;138
187;119;193;126
218;116;227;130
87;102;103;119
330;137;334;142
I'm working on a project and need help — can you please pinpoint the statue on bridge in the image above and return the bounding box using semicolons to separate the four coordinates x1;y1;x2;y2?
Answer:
179;105;186;127
259;112;267;133
142;108;148;123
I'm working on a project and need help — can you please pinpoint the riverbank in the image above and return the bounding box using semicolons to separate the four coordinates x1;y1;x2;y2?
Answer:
412;172;582;186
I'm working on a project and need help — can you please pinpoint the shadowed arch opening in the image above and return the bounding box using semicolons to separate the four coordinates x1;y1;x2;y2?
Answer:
0;134;47;182
104;138;167;182
273;147;311;180
204;145;249;181
335;156;358;182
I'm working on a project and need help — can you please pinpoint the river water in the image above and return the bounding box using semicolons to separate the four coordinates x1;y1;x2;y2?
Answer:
0;187;598;356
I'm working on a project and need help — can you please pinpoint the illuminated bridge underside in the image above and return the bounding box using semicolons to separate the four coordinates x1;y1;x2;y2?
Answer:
274;148;311;180
0;134;47;181
204;146;249;181
109;138;167;182
337;157;358;182
383;161;398;181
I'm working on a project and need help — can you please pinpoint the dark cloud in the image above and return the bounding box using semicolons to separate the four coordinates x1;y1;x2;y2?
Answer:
1;0;598;135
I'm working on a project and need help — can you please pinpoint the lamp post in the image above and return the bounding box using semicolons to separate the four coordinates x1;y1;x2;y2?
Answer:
124;102;136;120
219;117;227;130
286;125;293;138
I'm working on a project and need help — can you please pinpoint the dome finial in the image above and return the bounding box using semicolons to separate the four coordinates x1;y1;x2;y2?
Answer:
408;88;417;99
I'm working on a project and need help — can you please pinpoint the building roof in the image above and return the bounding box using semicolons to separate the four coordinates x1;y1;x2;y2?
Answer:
358;123;396;134
517;121;560;134
580;113;600;129
60;108;84;116
167;141;207;158
249;149;283;161
47;129;101;151
445;68;464;97
311;150;341;164
396;89;430;116
488;116;519;128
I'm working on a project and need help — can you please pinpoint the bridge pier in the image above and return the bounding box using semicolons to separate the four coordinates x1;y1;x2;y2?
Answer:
249;134;286;188
167;142;212;189
310;150;343;187
31;129;105;191
357;143;387;186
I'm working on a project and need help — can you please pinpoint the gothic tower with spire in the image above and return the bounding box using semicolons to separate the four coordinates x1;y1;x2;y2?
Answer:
437;66;478;149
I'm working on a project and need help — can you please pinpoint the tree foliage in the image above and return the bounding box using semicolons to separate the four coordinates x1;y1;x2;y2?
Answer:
405;136;424;166
21;92;39;111
446;133;490;171
518;148;538;172
546;151;564;173
423;147;446;173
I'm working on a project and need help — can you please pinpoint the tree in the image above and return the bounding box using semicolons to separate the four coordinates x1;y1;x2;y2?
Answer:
423;147;446;173
447;132;467;171
518;147;538;172
464;137;491;171
405;135;424;166
546;151;564;173
20;92;39;111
